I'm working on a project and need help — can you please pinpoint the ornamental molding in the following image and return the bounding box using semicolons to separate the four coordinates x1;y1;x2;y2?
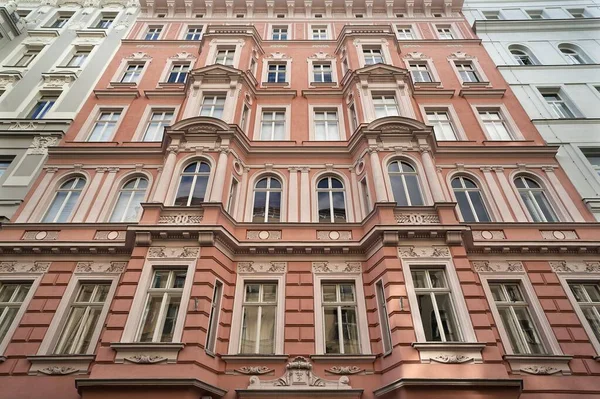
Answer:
308;51;334;60
431;355;473;364
398;246;450;259
93;230;126;240
39;366;78;375
265;51;291;60
124;355;167;364
472;230;506;240
169;52;196;60
540;230;578;240
316;231;352;241
550;261;600;274
246;356;352;390
403;51;430;60
125;51;152;60
157;213;203;224
520;366;561;375
41;73;76;89
147;247;200;259
312;261;361;274
0;72;21;89
75;261;127;273
472;261;524;273
236;366;273;375
237;261;287;274
447;51;476;60
326;366;363;375
0;262;50;273
395;212;439;225
22;231;59;241
246;230;282;240
27;136;59;155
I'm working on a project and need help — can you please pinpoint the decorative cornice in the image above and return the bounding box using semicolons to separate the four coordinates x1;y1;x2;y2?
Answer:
237;261;287;274
398;246;450;259
75;261;127;273
312;261;361;274
147;247;200;259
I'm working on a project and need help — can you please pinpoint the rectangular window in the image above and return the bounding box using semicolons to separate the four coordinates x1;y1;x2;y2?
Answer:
313;63;333;83
411;268;462;342
0;282;32;345
272;27;288;40
567;9;585;18
137;270;186;343
312;26;328;40
95;15;115;29
569;282;600;344
363;46;384;65
227;179;238;214
373;94;399;118
215;47;235;66
409;62;432;83
360;177;370;213
376;281;392;354
396;26;414;40
53;283;110;354
205;280;223;354
240;282;277;354
15;49;40;67
49;14;70;28
478;110;512;140
241;104;250;131
455;62;480;83
267;63;286;83
349;104;358;132
489;282;546;354
260;111;285;140
186;27;203;40
426;110;457;141
436;26;454;39
526;10;544;19
199;95;225;119
0;160;12;178
120;63;144;83
168;64;189;83
322;282;360;354
584;152;600;176
142;110;174;142
87;110;121;142
67;50;90;67
28;96;57;119
314;110;340;140
542;92;575;119
145;27;162;40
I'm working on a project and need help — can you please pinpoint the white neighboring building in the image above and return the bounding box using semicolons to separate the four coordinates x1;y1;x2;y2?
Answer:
463;0;600;219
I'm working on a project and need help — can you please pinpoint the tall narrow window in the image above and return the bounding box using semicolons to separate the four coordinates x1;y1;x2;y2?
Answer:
186;27;203;40
109;177;148;222
54;283;110;354
252;177;282;222
455;62;480;83
569;282;600;344
143;110;173;142
313;63;332;83
145;27;162;40
375;281;392;353
167;64;189;83
120;64;144;83
227;178;238;214
241;104;250;131
259;111;285;140
240;283;277;354
267;63;286;83
514;176;558;222
314;110;340;140
312;27;328;40
478;110;512;141
322;283;360;354
15;49;40;66
205;280;223;354
215;47;235;66
452;176;491;222
411;268;461;342
272;27;288;40
199;95;225;118
436;27;454;39
388;161;423;206
175;161;211;206
43;177;86;223
349;104;358;131
584;152;600;176
542;92;575;119
373;94;399;118
409;62;432;83
426;110;457;141
360;178;370;213
67;50;90;67
0;282;32;344
29;96;57;119
87;110;121;142
317;176;346;223
489;282;546;354
137;270;186;342
363;47;384;65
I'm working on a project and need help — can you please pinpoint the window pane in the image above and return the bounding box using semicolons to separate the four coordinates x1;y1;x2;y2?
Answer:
322;284;337;302
190;176;208;205
341;307;360;354
252;191;267;222
405;175;423;206
262;284;277;302
456;191;475;222
332;192;346;222
318;192;331;221
268;192;281;222
340;284;355;302
245;284;260;302
411;270;427;288
240;306;258;353
417;293;441;341
582;307;600;343
324;307;340;353
499;307;528;354
138;296;162;342
435;293;460;341
259;305;276;354
470;191;491;222
390;175;408;206
0;307;18;343
160;296;180;342
152;271;170;288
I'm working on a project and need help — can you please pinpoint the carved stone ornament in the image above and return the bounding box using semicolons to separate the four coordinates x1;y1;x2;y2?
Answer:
541;230;578;240
398;246;450;259
22;231;59;241
403;51;428;60
316;231;352;240
312;262;361;274
94;230;126;240
124;355;167;364
157;213;203;224
236;366;273;375
472;230;506;240
75;261;127;274
550;261;600;274
326;366;363;375
246;230;282;240
27;136;59;155
431;355;473;364
238;262;287;274
247;356;352;390
169;52;196;60
265;51;290;60
309;51;333;59
395;212;440;224
472;261;524;273
520;366;561;375
0;72;21;89
0;262;50;273
147;247;200;259
39;366;78;376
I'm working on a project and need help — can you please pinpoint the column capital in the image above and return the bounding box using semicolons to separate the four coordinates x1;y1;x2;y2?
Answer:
96;167;108;173
480;166;493;173
492;166;505;173
288;166;299;172
107;167;120;173
45;166;59;173
300;167;310;173
167;145;179;155
541;165;556;173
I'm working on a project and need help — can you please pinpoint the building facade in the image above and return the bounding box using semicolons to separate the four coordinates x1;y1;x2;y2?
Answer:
1;0;600;398
463;0;600;219
0;0;138;220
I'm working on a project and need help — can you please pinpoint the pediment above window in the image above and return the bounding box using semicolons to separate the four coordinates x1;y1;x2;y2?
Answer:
41;72;77;89
169;52;196;61
265;51;291;60
403;51;431;60
170;116;232;135
447;51;477;60
309;51;335;60
125;51;152;61
347;64;410;86
188;64;244;86
366;116;431;134
0;71;22;90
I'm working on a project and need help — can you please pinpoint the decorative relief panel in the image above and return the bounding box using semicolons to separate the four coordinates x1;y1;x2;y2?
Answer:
431;355;473;364
0;262;50;273
246;230;282;240
38;366;78;376
124;355;167;364
238;262;287;274
147;247;200;259
157;213;203;224
326;366;363;375
472;261;524;273
22;231;59;241
94;230;126;240
395;212;440;224
550;261;600;273
236;366;273;375
520;366;561;375
27;136;59;155
398;246;450;259
75;262;127;274
540;230;578;240
312;262;361;274
472;230;506;241
316;231;352;241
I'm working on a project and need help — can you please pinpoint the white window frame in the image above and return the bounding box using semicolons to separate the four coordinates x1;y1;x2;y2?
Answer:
140;108;176;142
362;46;386;65
472;105;523;141
420;105;467;141
372;92;400;118
268;24;291;40
310;24;330;40
182;24;204;40
141;25;164;40
448;58;490;86
86;109;122;142
537;87;578;119
254;105;291;141
356;40;392;68
110;58;150;86
36;273;118;355
307;55;339;86
199;93;227;119
308;104;347;141
214;46;237;66
132;105;179;141
313;272;370;355
435;24;458;40
75;105;129;142
228;273;285;355
205;40;244;69
395;25;419;40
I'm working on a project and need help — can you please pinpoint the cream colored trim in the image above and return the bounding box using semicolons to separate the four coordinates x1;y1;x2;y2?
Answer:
244;170;288;223
381;153;433;206
310;170;355;223
132;105;179;142
306;52;339;86
433;23;461;40
445;170;501;223
471;104;524;141
260;53;292;87
179;23;206;40
507;170;568;223
354;38;392;68
267;23;292;40
447;54;490;86
206;39;245;69
137;23;166;40
308;104;347;141
157;52;196;84
403;52;442;84
253;104;292;141
165;154;216;207
109;52;151;85
31;170;91;223
97;170;154;222
309;23;332;40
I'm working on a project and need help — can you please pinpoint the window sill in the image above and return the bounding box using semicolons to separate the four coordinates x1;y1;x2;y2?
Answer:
412;342;486;364
110;342;185;364
310;82;338;87
220;354;289;363
27;354;95;375
503;354;573;375
461;81;490;88
413;81;442;88
261;82;290;88
109;81;138;88
310;354;377;363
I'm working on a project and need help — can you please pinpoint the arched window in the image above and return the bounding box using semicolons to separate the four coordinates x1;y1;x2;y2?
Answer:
508;45;537;65
252;176;282;222
452;176;491;222
174;161;211;206
317;176;346;223
514;176;558;222
558;44;589;65
110;177;148;222
43;177;86;222
388;160;424;206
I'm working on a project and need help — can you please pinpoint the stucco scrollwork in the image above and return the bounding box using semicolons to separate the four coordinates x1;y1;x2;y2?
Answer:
472;230;506;240
520;366;561;375
27;136;59;155
237;262;287;274
431;355;473;364
22;231;59;241
124;355;167;364
540;230;578;240
75;261;127;273
147;247;200;259
398;246;450;259
316;231;352;240
39;366;78;375
326;366;363;375
0;262;50;273
236;366;273;375
157;213;203;224
550;261;600;274
312;262;362;274
94;230;126;240
395;212;440;224
246;230;282;240
472;261;524;273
